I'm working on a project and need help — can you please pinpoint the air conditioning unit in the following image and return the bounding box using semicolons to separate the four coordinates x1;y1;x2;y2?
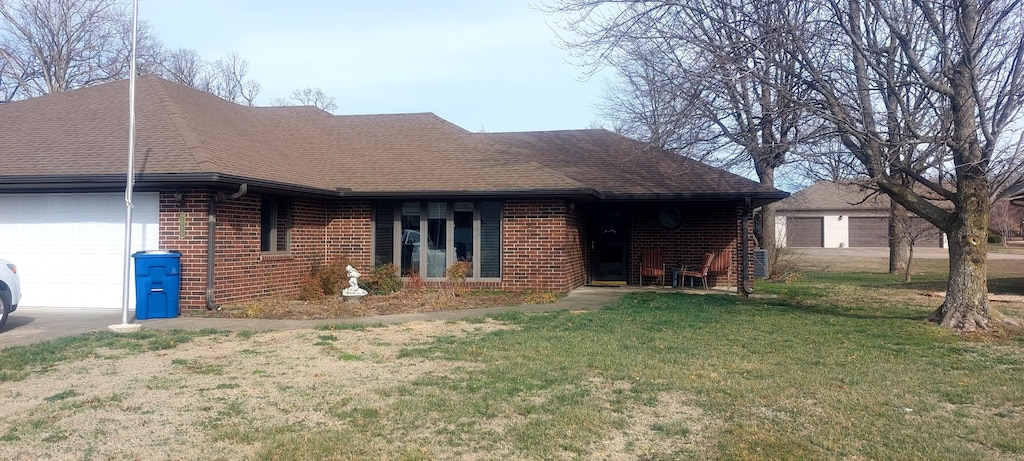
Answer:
753;249;768;278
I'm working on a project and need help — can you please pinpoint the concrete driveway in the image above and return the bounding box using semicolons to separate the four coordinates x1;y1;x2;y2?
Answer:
792;246;1024;260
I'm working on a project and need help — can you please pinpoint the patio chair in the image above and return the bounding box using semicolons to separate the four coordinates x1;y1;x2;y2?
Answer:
680;252;714;290
638;249;667;286
710;249;733;288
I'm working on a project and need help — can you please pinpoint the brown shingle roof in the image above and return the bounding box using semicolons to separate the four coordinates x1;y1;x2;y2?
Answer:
478;130;784;200
1;76;787;203
776;181;889;211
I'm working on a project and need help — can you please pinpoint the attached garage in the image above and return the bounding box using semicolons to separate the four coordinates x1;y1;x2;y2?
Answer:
786;217;823;247
849;217;889;247
0;193;159;308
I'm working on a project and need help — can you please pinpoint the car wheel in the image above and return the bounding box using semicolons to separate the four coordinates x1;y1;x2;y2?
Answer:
0;295;9;332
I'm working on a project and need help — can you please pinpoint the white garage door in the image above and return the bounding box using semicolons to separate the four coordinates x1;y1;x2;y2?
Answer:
0;193;160;308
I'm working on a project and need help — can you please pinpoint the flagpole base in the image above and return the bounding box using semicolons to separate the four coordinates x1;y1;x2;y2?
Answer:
108;323;142;333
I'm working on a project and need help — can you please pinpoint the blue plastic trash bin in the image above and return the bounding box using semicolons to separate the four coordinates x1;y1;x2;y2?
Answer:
132;250;182;320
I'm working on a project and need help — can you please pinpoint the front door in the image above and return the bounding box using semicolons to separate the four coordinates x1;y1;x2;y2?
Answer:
590;207;628;284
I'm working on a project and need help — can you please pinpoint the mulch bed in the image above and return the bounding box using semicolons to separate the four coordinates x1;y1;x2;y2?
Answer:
206;290;560;320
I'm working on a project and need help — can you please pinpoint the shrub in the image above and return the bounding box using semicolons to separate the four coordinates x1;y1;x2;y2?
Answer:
299;257;349;301
365;264;402;295
445;261;471;295
988;234;1003;244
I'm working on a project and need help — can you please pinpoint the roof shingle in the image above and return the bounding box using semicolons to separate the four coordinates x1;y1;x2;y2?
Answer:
1;76;787;203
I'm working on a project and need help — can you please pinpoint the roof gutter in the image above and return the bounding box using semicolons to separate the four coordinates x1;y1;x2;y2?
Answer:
0;174;338;197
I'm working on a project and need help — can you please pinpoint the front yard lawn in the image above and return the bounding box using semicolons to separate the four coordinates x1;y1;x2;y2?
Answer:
1;272;1022;460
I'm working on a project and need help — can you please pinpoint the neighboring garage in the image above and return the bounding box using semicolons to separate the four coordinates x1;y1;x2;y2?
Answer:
776;182;947;249
849;217;888;247
0;193;159;308
909;217;944;248
786;217;823;247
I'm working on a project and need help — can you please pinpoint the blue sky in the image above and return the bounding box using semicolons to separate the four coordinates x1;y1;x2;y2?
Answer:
142;0;607;132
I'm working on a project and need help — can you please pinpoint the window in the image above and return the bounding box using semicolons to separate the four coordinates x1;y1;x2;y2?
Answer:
377;201;501;279
260;196;291;253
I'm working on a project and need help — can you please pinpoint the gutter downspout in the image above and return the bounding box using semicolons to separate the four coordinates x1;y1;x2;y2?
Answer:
206;184;248;310
741;197;754;296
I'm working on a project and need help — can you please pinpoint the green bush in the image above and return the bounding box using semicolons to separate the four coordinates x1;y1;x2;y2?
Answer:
988;234;1003;244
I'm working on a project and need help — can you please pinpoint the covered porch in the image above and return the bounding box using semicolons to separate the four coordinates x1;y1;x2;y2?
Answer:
583;201;754;292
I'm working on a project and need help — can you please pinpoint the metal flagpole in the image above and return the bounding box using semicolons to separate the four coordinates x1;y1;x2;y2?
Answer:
112;0;140;332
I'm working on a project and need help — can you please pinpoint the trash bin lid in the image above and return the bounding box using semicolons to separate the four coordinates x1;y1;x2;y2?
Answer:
132;250;182;256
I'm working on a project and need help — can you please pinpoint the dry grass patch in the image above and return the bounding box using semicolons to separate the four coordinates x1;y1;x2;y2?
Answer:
0;321;518;460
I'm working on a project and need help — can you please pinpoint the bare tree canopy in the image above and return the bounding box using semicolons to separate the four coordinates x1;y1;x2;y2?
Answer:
0;0;265;106
548;0;1024;332
272;87;338;112
0;0;161;101
789;0;1023;332
545;0;829;275
211;51;259;106
160;47;213;92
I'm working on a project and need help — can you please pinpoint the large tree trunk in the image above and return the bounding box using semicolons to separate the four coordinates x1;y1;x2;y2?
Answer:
756;166;778;277
929;179;990;332
888;201;909;274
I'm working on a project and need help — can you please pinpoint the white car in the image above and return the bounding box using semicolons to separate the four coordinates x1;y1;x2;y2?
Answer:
0;258;21;331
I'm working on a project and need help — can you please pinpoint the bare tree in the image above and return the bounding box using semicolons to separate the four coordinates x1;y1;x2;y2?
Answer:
272;86;337;112
546;0;824;276
158;49;263;106
0;55;19;102
769;0;1024;331
212;51;259;106
159;47;213;92
0;0;161;100
550;0;1024;332
289;87;337;112
991;199;1023;244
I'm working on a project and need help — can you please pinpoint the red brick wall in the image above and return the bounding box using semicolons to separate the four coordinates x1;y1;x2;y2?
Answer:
326;200;373;269
158;189;212;311
500;199;587;292
158;190;330;312
629;202;744;290
157;192;750;311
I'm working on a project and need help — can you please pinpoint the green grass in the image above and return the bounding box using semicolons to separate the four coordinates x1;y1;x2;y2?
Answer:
3;268;1024;459
341;290;1024;460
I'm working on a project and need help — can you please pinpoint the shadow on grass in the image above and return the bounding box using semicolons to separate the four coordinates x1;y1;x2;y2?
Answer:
989;277;1024;296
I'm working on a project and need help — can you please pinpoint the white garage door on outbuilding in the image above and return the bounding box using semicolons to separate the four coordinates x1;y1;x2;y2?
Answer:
0;193;160;308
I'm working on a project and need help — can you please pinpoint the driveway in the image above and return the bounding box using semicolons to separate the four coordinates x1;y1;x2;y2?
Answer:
792;246;1024;260
0;286;636;349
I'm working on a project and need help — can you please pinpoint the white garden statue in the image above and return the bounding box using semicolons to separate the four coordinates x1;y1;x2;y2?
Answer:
342;265;368;297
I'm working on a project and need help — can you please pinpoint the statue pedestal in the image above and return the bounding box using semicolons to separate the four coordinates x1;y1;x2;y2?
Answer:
342;292;366;304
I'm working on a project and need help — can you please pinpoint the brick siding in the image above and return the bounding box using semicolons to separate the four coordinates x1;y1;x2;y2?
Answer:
159;190;330;312
158;191;751;312
326;200;374;269
629;202;748;290
500;199;587;292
